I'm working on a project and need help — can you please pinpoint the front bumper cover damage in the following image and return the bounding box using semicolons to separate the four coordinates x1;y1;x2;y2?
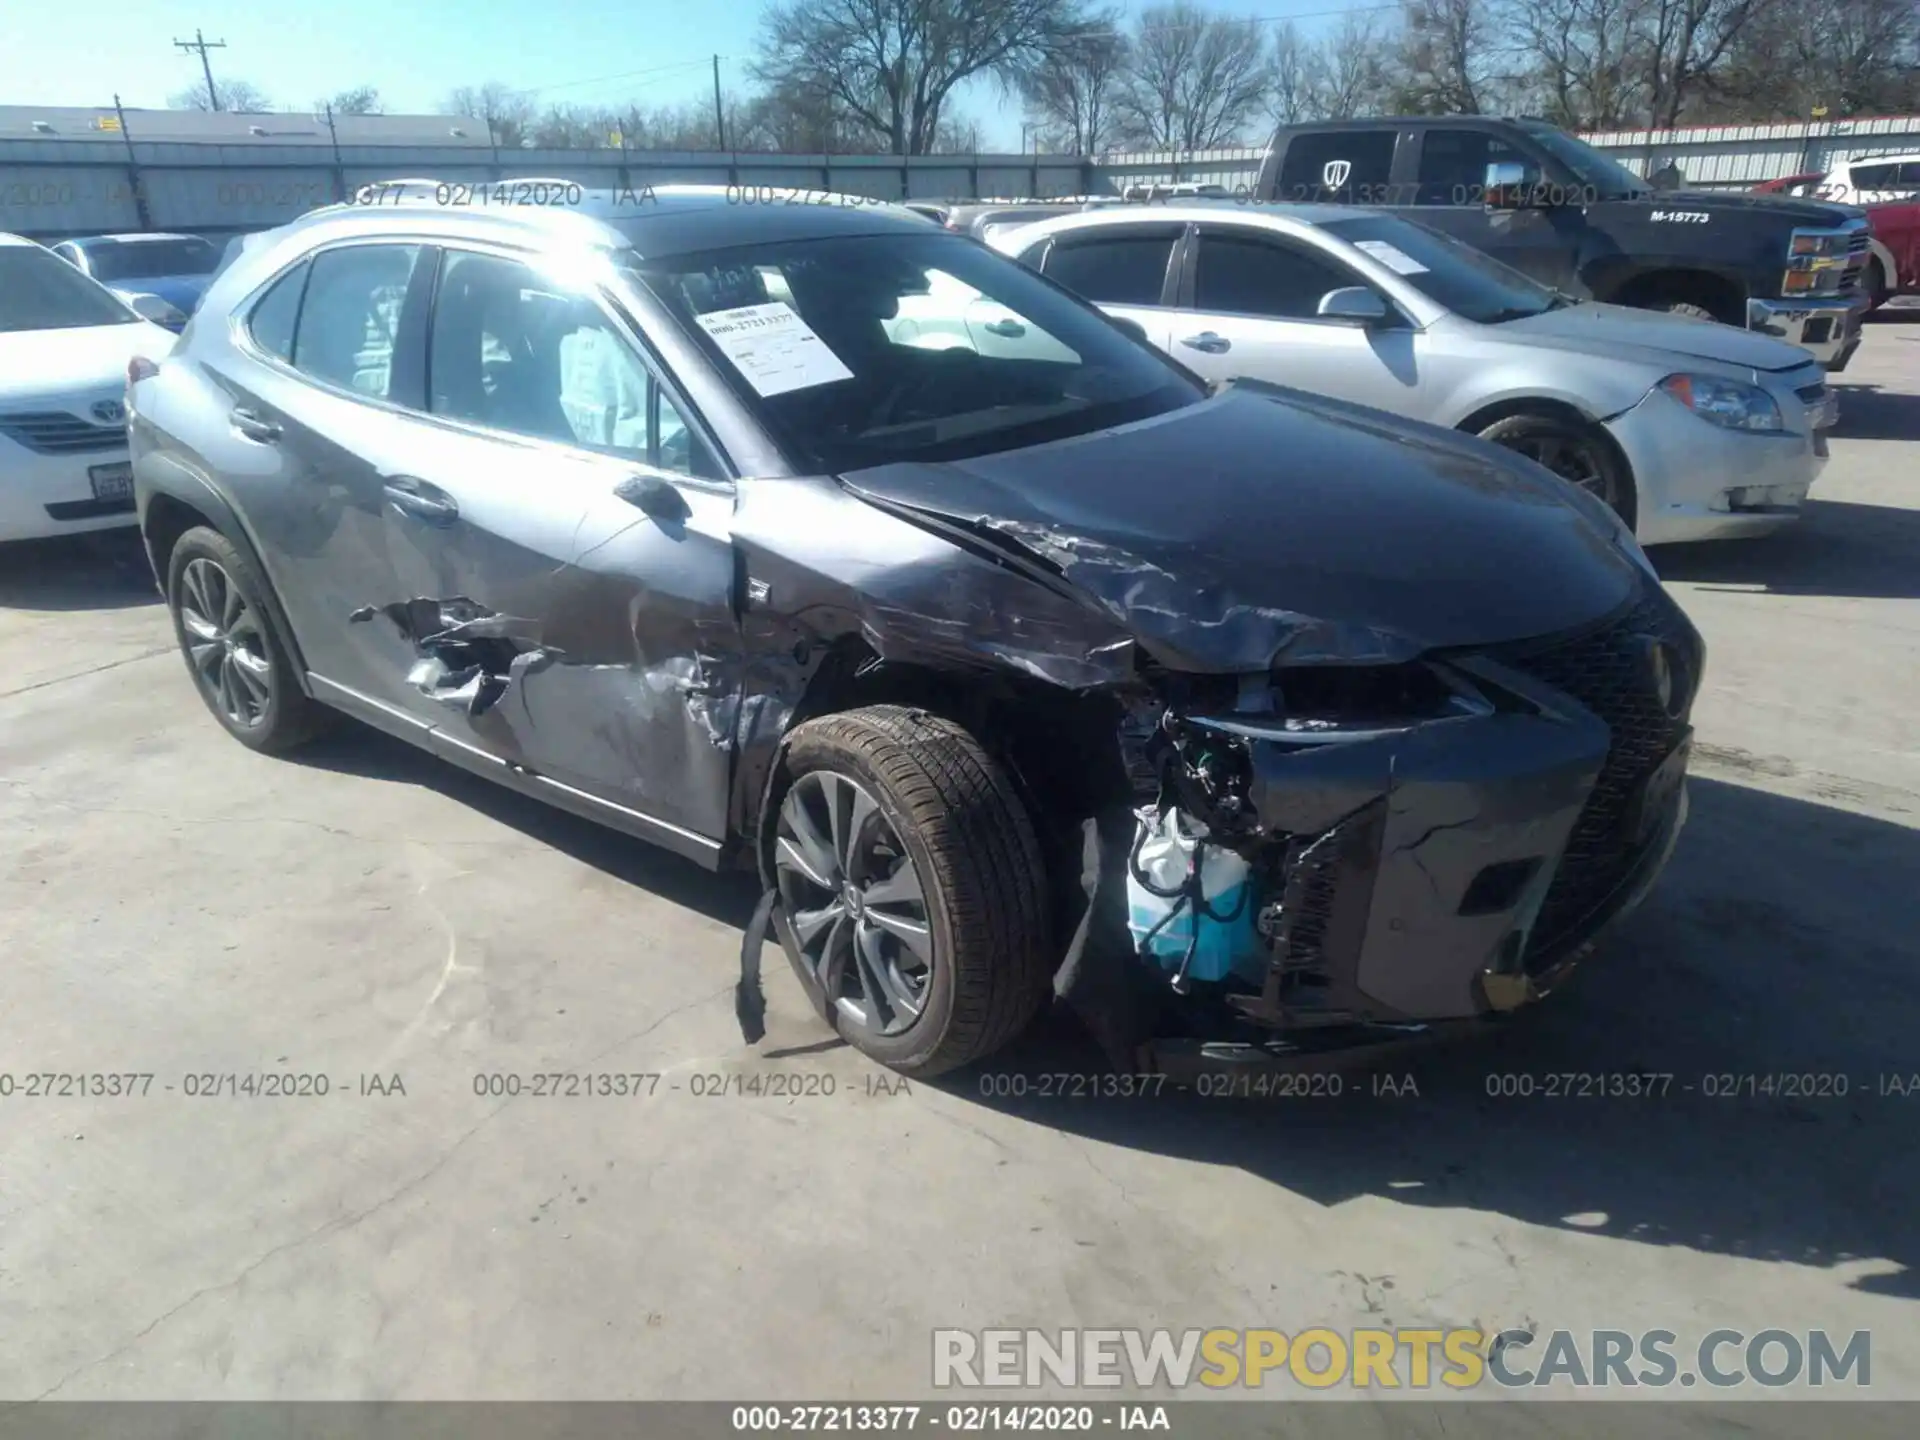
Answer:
1050;595;1702;1077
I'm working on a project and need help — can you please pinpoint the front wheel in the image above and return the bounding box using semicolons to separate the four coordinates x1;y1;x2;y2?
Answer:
769;705;1052;1077
1477;413;1634;527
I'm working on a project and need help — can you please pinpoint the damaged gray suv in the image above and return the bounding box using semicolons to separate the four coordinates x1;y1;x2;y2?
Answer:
131;186;1702;1078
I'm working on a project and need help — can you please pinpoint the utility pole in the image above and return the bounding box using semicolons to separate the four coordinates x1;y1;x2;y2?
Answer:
711;54;726;151
173;28;228;110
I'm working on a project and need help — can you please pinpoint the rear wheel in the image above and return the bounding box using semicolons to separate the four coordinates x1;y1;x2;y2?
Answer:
770;705;1051;1077
166;526;328;753
1478;413;1634;526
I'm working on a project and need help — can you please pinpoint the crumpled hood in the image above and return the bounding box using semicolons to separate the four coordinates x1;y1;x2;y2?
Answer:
839;383;1641;675
1502;301;1820;376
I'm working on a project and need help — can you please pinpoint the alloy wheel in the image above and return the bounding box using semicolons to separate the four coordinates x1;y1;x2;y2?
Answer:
773;770;934;1038
177;557;273;729
1509;432;1610;501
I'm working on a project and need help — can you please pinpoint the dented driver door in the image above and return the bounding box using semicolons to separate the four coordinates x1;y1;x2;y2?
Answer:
364;246;744;854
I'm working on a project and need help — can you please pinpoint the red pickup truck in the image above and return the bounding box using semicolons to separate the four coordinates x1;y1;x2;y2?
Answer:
1756;173;1920;309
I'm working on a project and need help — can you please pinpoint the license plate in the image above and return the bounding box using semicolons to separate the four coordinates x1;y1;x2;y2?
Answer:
1630;738;1691;847
88;461;133;504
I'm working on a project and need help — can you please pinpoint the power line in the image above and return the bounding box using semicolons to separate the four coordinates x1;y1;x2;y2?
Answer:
511;56;722;101
173;28;228;111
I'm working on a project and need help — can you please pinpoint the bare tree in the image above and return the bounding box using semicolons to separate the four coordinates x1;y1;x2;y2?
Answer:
169;77;274;112
1390;0;1503;113
1018;11;1131;153
1505;0;1650;128
1641;0;1771;127
754;0;1088;155
442;83;538;148
1114;2;1271;149
1314;11;1395;118
318;86;384;116
1704;0;1918;119
734;80;868;151
530;103;613;148
1268;21;1328;126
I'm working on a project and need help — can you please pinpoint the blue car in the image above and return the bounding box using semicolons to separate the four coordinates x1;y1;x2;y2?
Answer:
50;233;223;332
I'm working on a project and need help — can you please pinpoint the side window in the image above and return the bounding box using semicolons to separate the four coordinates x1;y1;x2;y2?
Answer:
1898;162;1920;190
1850;162;1898;190
1193;234;1358;319
291;244;421;400
428;249;714;477
52;242;82;268
1043;232;1177;306
1416;130;1520;205
1015;239;1049;271
245;261;309;363
1276;131;1397;202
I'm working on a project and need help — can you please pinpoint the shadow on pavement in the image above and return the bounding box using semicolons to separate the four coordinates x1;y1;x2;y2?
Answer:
278;716;1920;1297
0;531;159;613
288;718;762;932
1652;497;1920;600
953;774;1920;1300
1830;381;1920;441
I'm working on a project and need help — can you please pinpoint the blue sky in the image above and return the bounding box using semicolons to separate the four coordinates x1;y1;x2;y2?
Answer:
9;1;1368;149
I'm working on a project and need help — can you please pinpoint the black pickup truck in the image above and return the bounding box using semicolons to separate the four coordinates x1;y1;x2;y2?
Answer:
1250;116;1871;371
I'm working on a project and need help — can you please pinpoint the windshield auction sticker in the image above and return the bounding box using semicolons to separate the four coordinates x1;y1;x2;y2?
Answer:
694;300;854;397
1352;239;1430;276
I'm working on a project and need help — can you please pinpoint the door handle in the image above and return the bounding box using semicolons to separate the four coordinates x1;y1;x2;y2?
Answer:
230;407;281;443
382;476;460;526
982;318;1027;338
1179;332;1232;354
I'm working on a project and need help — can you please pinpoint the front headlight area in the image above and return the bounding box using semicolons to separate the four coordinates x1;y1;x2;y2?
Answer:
1657;373;1785;433
1124;661;1498;837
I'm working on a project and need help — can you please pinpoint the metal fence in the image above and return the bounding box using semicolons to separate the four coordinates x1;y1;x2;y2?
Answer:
5;103;1919;241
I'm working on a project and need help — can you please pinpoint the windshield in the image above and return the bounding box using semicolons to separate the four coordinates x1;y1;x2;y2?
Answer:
633;230;1202;473
1519;123;1652;199
1322;215;1564;325
80;237;222;283
0;246;138;333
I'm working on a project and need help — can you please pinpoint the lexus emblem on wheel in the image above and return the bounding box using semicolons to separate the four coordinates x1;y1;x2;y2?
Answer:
1322;159;1352;189
91;399;127;425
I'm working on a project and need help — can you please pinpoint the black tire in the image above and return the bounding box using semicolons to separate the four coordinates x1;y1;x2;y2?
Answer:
165;525;329;754
1477;413;1635;527
1658;300;1718;323
1866;258;1890;313
771;705;1051;1077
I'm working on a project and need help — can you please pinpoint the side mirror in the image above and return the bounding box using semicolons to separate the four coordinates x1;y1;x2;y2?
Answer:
1484;160;1541;210
129;293;186;328
1108;314;1150;344
1316;287;1389;324
614;473;691;525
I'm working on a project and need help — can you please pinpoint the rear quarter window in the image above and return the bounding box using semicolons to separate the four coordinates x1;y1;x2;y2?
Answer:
245;260;309;363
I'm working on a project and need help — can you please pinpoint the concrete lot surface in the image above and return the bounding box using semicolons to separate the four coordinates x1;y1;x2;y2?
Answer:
1;319;1916;1422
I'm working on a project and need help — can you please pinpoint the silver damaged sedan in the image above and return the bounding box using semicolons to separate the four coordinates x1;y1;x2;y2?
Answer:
993;204;1836;545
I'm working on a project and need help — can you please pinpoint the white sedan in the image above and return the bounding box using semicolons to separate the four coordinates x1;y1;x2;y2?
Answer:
0;234;177;543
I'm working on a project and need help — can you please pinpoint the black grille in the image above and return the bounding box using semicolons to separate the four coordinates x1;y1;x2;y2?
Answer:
1841;230;1871;291
1495;592;1698;965
0;410;128;455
